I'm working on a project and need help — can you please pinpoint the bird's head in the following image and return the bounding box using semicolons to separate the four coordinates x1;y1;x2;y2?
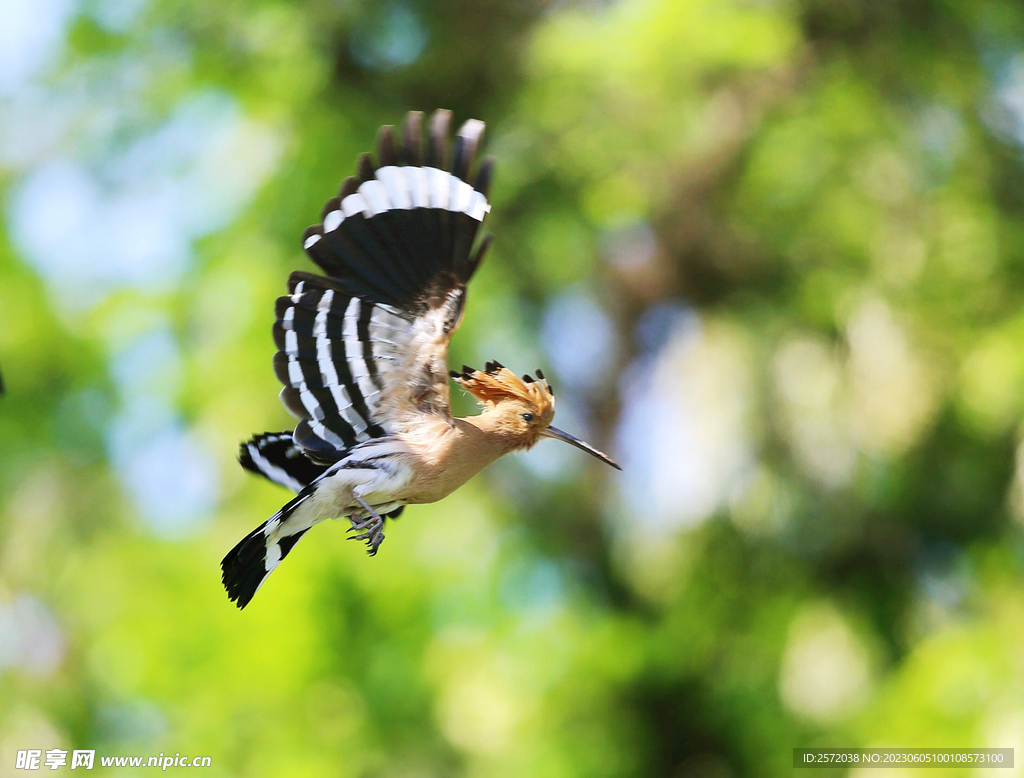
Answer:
451;362;621;470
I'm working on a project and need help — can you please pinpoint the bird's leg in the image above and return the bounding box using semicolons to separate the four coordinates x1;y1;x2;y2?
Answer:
346;495;386;556
346;514;375;531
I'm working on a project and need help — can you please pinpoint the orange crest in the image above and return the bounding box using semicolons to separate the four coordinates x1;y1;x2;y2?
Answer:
451;361;554;416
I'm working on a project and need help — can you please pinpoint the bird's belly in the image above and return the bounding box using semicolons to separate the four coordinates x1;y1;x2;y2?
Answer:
401;489;448;505
399;470;472;505
310;461;413;517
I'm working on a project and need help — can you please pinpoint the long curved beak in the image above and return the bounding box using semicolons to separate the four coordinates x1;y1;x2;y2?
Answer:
541;426;621;471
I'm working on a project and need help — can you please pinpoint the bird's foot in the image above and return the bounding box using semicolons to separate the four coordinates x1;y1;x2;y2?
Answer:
346;515;384;555
346;496;386;556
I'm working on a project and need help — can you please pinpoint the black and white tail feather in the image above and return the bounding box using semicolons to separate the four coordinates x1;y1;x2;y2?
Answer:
223;466;405;609
221;492;312;609
223;110;492;609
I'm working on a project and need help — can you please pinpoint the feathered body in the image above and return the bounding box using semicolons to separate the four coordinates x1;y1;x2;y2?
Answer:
224;111;616;609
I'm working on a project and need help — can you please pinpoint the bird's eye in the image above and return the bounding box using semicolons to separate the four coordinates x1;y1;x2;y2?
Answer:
522;413;534;423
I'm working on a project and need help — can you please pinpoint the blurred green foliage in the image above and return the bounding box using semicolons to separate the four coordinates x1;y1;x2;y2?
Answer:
4;0;1024;776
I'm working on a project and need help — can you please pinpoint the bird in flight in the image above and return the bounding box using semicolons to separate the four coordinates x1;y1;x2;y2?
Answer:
222;110;620;609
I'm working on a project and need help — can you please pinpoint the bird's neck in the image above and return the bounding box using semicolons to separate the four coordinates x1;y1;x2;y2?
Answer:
454;408;528;463
398;411;526;505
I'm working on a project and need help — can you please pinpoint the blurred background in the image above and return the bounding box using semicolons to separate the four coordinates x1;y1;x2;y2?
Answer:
2;0;1024;775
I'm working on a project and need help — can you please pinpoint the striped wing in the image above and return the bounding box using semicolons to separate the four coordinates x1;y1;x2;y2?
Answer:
274;272;456;461
239;431;330;492
274;110;493;462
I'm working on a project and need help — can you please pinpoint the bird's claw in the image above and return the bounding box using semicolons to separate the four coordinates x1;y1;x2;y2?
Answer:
346;515;374;532
346;513;385;556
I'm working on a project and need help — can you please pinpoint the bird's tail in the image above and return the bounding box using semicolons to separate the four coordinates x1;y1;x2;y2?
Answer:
221;493;312;609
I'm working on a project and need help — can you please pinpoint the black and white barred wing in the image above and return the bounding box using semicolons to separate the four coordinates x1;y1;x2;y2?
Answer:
274;273;426;460
239;431;328;492
276;110;494;462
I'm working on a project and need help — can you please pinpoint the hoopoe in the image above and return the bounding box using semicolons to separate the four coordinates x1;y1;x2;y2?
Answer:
223;110;619;609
